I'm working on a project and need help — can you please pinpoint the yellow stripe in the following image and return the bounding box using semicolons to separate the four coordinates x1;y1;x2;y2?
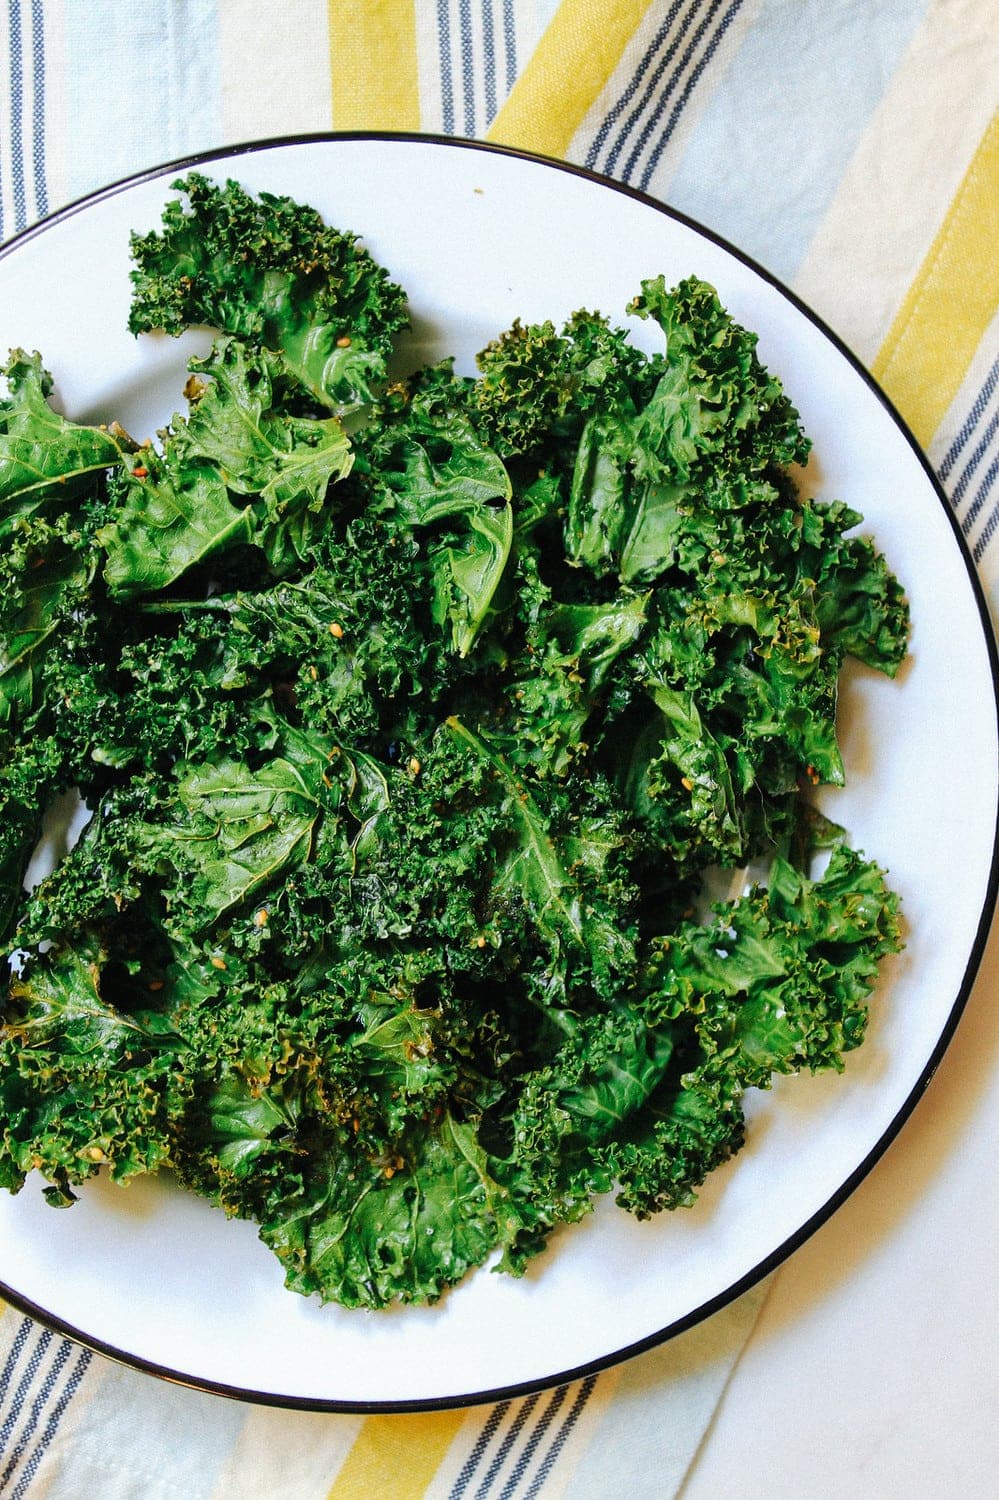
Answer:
328;0;421;131
325;1409;467;1500
486;0;653;159
871;111;999;447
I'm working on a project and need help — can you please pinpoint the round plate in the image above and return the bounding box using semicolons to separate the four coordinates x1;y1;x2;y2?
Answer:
0;134;996;1411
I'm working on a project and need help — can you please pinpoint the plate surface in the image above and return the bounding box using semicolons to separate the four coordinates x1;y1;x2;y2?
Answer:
0;134;996;1410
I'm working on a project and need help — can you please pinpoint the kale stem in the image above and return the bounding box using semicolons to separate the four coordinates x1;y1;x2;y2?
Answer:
135;596;234;614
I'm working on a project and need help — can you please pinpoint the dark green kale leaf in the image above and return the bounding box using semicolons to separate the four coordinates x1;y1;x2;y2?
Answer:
498;846;900;1236
168;339;354;572
444;715;637;991
361;389;514;655
98;339;354;598
805;501;909;677
140;750;331;930
629;275;810;479
0;542;97;730
0;936;186;1202
649;846;901;1077
99;453;257;599
128;173;408;410
490;583;651;778
564;280;809;582
468;308;663;463
5;334;359;604
253;1112;516;1309
0;738;68;948
0;351;126;528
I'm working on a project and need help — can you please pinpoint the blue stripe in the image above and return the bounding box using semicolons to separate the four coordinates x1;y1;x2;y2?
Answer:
497;1383;570;1500
502;0;516;92
8;0;27;233
939;356;999;481
448;1399;511;1499
638;0;744;191
0;1337;72;1490
437;0;456;134
8;1348;92;1500
471;1391;541;1498
0;1329;51;1455
620;0;726;184
459;0;476;136
30;0;46;217
965;448;999;538
972;490;999;563
950;402;999;509
482;0;497;124
523;1375;598;1500
0;1322;32;1409
586;0;692;175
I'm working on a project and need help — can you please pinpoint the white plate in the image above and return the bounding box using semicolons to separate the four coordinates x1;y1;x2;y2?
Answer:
0;135;996;1410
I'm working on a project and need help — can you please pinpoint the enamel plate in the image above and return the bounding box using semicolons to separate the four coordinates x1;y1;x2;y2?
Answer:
0;135;996;1410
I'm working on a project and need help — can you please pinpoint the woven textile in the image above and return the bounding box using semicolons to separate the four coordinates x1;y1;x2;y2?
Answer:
1;2;997;1496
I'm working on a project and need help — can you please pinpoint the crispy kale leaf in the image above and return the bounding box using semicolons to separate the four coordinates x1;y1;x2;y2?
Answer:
0;350;125;527
0;937;185;1203
0;340;356;603
98;340;354;597
469;307;664;462
128;173;408;409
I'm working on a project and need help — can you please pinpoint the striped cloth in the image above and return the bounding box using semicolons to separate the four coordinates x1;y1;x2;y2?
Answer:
0;2;997;1496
